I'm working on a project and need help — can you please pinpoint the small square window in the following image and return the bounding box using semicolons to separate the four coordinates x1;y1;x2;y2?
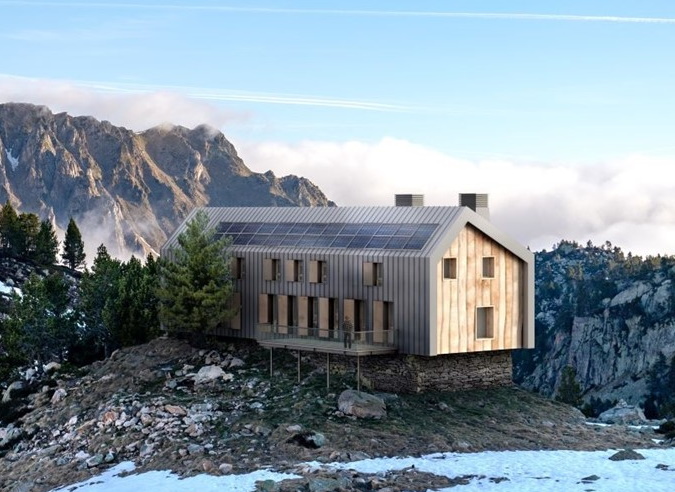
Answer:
443;258;457;279
482;257;495;278
476;306;494;339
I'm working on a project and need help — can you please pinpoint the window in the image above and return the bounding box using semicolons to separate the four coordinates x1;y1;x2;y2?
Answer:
258;294;274;324
263;258;281;281
285;259;304;282
443;258;457;279
232;257;246;279
363;262;383;286
482;257;495;278
309;260;328;283
476;306;494;339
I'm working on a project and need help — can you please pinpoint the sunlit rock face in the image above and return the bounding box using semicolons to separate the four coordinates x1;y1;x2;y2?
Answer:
0;103;334;258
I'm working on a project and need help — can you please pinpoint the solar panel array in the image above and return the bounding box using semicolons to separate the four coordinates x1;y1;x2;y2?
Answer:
216;222;439;250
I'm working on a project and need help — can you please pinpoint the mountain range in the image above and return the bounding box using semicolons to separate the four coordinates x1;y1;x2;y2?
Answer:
0;103;333;258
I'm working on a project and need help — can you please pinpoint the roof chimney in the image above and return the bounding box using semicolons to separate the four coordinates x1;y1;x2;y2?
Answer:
395;194;424;207
459;193;489;219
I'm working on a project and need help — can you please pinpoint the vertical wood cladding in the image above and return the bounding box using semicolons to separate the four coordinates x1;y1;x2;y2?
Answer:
436;224;524;353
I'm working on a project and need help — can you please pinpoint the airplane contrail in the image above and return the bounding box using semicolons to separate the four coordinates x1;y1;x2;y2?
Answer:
2;2;675;24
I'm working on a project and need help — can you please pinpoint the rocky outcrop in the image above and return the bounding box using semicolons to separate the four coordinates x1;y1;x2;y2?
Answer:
0;103;334;258
514;241;675;407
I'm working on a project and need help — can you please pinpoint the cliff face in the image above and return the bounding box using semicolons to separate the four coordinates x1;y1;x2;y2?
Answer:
0;103;334;258
514;241;675;406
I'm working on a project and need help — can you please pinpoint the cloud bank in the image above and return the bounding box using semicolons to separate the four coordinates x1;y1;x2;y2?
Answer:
0;75;242;131
239;138;675;257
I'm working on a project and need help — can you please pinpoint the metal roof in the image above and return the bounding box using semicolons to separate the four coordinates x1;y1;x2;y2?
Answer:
161;206;532;262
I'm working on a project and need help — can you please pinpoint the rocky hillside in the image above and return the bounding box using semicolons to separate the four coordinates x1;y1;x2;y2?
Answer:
0;338;661;492
0;103;333;258
514;241;675;409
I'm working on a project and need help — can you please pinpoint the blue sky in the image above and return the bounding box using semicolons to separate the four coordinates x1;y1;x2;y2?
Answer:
2;1;675;254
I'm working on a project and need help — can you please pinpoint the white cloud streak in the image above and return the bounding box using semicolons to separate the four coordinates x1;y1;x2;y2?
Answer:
238;138;675;257
3;2;675;25
0;75;413;113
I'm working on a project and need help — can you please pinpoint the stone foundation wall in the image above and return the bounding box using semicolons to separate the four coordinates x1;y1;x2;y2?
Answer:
307;350;513;393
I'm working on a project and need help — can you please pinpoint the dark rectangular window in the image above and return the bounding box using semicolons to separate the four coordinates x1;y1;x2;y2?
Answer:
363;262;383;286
482;257;495;278
443;258;457;279
263;258;280;281
476;306;494;339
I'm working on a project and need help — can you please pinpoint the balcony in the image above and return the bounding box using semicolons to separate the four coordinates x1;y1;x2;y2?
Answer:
255;324;397;356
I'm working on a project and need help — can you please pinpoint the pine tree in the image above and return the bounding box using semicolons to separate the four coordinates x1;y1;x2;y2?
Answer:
157;210;235;339
0;201;20;256
62;218;86;270
34;219;59;265
555;365;583;408
79;244;122;355
6;273;78;364
104;255;160;347
17;212;40;259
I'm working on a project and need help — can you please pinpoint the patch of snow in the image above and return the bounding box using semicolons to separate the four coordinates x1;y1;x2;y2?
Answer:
48;449;675;492
48;461;300;492
320;449;675;492
585;422;611;427
4;148;19;171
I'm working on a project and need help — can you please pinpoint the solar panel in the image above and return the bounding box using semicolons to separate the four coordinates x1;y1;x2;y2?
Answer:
305;223;328;234
340;224;362;235
247;235;268;245
357;223;381;235
257;223;277;233
385;236;409;249
323;223;345;234
348;235;371;248
227;223;247;233
217;221;438;250
274;223;295;234
365;236;390;248
331;235;354;247
241;222;263;233
376;223;400;235
395;224;417;236
290;223;311;234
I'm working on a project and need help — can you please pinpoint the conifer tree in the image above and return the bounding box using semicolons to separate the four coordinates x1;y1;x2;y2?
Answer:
157;210;235;338
0;201;20;256
62;217;86;270
79;244;122;355
6;273;78;364
17;212;40;259
34;219;59;265
555;365;583;408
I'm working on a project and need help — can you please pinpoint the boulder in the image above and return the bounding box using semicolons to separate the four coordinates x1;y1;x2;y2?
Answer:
337;390;387;418
2;382;26;404
194;365;226;384
609;449;645;461
288;431;326;449
43;362;61;374
598;400;647;425
51;388;67;404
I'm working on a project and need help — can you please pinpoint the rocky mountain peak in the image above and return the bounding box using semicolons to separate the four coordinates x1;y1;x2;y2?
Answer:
0;102;334;258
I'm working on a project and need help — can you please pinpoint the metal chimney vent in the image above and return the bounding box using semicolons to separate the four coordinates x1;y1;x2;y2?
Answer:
459;193;489;219
395;194;424;207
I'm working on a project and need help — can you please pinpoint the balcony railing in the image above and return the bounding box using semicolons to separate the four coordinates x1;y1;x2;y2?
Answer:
255;323;397;355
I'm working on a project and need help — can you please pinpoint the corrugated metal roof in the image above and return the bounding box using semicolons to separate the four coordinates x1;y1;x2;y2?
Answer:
161;206;531;263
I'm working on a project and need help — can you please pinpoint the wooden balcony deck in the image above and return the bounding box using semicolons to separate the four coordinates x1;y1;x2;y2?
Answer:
255;324;397;356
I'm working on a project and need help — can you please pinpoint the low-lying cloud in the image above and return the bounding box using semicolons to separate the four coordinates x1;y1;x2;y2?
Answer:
239;138;675;256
